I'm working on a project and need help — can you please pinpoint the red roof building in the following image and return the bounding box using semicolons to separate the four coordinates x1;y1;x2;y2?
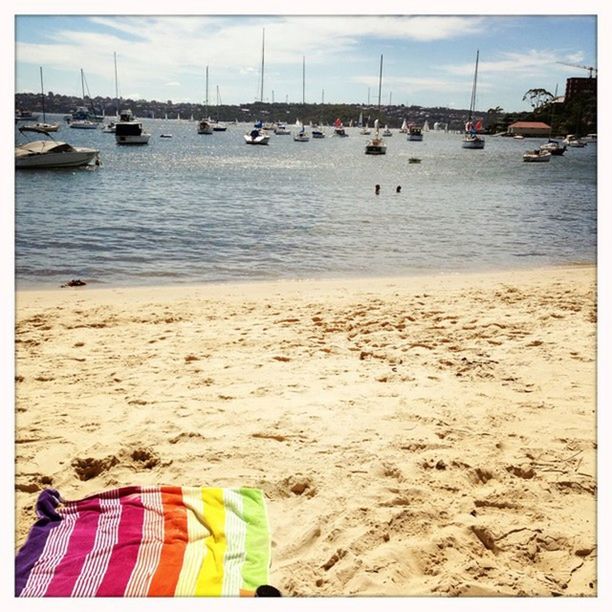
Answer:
508;121;551;136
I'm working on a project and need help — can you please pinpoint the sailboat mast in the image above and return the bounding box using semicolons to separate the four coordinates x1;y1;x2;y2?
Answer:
39;66;46;122
377;54;383;110
302;56;305;104
469;50;479;121
260;28;265;102
205;66;209;117
114;52;119;117
80;68;86;101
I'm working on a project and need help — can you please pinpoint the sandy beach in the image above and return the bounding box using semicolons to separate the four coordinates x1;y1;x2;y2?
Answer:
14;265;596;597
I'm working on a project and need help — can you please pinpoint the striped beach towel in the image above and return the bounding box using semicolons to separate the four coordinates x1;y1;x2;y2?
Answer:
16;486;271;597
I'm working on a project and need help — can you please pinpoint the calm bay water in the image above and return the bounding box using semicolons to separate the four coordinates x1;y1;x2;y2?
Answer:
15;115;597;289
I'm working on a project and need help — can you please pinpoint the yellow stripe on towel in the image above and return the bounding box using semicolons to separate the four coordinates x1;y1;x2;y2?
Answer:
196;488;227;596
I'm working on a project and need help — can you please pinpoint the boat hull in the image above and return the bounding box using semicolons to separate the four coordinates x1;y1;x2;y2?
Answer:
523;153;551;162
244;135;270;145
16;149;98;169
365;146;387;155
115;134;150;145
462;137;485;149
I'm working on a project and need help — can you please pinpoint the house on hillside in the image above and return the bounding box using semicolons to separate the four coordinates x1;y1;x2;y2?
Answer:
507;121;551;137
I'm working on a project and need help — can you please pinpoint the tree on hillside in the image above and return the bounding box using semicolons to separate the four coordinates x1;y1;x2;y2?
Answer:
522;88;554;111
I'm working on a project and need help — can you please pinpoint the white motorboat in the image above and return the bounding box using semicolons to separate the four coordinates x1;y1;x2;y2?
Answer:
115;109;151;145
15;110;40;122
212;122;227;131
513;134;525;140
365;120;386;155
312;128;325;138
563;134;586;148
16;128;99;169
523;149;551;162
539;140;566;155
102;121;116;133
198;119;214;134
408;125;423;141
462;50;485;150
274;124;290;135
244;126;270;145
70;120;98;129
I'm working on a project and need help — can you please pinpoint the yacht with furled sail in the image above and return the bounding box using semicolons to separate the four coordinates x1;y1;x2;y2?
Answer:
20;67;60;133
293;121;309;142
212;86;227;131
365;119;386;155
103;52;120;134
462;50;485;149
197;66;214;134
115;109;151;144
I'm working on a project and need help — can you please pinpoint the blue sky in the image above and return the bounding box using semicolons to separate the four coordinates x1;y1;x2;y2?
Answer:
15;14;596;112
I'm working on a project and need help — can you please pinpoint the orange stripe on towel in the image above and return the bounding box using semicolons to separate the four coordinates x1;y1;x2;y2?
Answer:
147;487;188;596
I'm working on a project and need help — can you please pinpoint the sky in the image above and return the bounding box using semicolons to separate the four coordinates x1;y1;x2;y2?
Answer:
14;14;597;112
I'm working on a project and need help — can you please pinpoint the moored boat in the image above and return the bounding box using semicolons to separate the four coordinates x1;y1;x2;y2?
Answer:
115;109;151;145
408;125;423;141
563;134;586;148
16;127;99;169
462;50;485;150
540;140;566;155
365;120;386;155
244;122;270;145
523;149;551;162
198;119;213;134
333;118;348;137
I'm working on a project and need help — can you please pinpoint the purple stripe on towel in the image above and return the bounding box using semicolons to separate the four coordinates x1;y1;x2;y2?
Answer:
14;489;63;596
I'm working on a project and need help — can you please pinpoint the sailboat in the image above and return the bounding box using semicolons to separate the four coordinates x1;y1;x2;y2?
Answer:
102;52;120;133
462;50;485;149
20;67;60;133
333;118;348;137
212;85;227;131
365;119;386;155
539;86;566;155
365;59;386;155
293;119;309;142
198;66;213;134
399;118;408;133
70;68;102;128
360;116;371;135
